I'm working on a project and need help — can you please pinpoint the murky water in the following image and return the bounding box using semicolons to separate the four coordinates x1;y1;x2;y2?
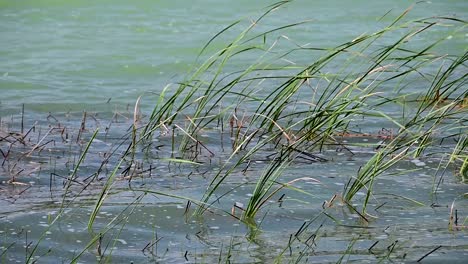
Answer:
1;0;467;263
1;112;467;263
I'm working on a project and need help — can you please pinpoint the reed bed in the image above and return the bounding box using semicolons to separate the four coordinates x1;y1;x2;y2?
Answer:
1;1;467;263
133;2;467;220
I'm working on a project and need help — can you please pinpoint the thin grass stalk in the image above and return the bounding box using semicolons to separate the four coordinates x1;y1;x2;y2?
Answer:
243;150;289;218
88;158;123;231
74;194;144;263
26;130;99;263
60;129;99;212
195;129;279;215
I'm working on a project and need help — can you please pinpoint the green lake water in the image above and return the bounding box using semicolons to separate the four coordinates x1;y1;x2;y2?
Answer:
1;0;466;114
1;0;467;263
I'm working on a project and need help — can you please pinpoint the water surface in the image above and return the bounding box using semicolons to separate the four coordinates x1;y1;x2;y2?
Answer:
1;0;467;263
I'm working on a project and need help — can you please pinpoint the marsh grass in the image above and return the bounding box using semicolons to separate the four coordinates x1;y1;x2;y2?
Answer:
1;1;467;263
131;2;467;221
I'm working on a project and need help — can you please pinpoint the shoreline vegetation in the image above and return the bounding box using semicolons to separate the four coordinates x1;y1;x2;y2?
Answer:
1;1;467;262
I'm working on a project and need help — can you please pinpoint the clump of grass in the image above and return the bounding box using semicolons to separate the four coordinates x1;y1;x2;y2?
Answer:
2;1;466;263
40;7;465;258
136;2;467;220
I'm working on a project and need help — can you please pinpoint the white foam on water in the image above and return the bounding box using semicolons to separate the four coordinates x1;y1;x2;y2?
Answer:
114;239;127;245
411;159;426;167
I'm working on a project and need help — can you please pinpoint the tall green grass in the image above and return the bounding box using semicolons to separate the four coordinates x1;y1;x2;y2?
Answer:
4;2;466;263
72;2;467;231
135;2;467;220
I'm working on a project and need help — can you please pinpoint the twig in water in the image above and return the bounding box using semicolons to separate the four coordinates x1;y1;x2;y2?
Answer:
97;233;102;257
417;245;442;262
368;240;379;252
175;124;214;157
142;236;163;255
76;111;87;143
21;104;24;134
26;127;53;157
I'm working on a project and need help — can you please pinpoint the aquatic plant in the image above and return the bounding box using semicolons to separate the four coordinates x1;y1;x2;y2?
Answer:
135;2;467;220
1;1;466;263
